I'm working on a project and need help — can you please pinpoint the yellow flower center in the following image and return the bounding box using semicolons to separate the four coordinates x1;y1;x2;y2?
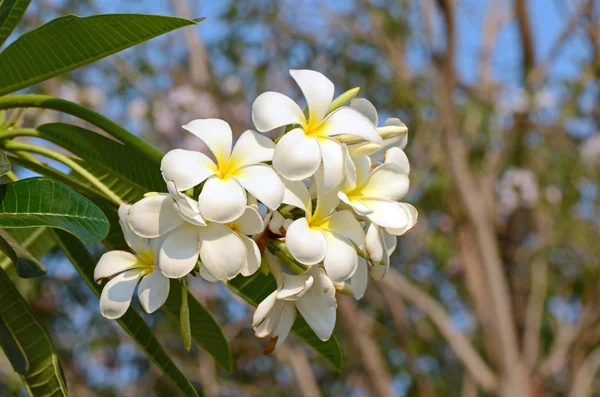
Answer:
136;251;155;273
214;154;242;180
303;117;328;137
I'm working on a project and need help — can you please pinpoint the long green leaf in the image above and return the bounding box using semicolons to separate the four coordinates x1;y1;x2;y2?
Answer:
0;265;68;396
53;229;201;397
0;14;203;95
0;149;10;176
0;0;30;48
0;228;46;277
0;177;110;242
228;272;344;369
0;315;27;374
0;228;56;272
37;123;165;195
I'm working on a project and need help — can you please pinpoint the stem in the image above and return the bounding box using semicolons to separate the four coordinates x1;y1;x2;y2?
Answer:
0;128;40;140
1;141;123;206
268;240;307;275
4;171;18;182
180;277;192;352
0;95;163;164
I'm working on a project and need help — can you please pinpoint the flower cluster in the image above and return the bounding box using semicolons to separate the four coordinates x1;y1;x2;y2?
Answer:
95;69;417;352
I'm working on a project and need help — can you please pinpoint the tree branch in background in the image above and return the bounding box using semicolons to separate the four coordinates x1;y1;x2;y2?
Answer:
382;270;498;392
523;259;548;369
514;0;536;77
568;346;600;397
276;345;321;397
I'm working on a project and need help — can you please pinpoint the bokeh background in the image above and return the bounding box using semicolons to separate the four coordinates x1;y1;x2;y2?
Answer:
1;0;600;395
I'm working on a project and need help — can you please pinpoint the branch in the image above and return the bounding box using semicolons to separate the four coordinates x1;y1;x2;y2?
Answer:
568;346;600;397
276;345;321;397
523;259;548;369
514;0;536;77
539;318;584;377
381;270;498;392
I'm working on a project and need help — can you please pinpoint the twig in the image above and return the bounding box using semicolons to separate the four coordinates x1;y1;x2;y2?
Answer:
567;346;600;397
523;259;548;369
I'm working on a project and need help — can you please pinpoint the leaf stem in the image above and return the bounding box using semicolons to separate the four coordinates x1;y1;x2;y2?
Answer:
0;95;164;164
1;141;123;206
180;277;192;352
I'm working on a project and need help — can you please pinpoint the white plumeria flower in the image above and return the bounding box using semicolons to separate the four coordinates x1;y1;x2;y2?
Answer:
339;149;415;231
94;204;170;319
264;210;293;236
283;168;365;283
365;222;399;282
127;188;263;282
161;118;284;224
252;69;381;192
252;254;336;354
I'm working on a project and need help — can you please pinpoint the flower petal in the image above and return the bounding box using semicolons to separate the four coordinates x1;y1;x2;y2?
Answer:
384;118;408;148
99;269;143;319
384;230;398;257
252;92;305;132
338;192;373;216
273;128;321;181
290;69;334;123
182;119;233;166
323;210;365;246
322;231;359;283
166;181;206;226
199;264;218;283
269;302;296;353
350;98;378;125
234;164;284;211
240;235;261;277
361;163;409;201
137;267;170;314
282;178;311;213
351;257;369;299
295;267;337;341
384;203;418;236
318;138;345;192
312;166;340;221
158;224;199;278
384;147;410;174
364;199;415;230
94;251;138;283
198;223;246;281
118;204;149;254
286;218;327;265
268;210;287;235
365;223;386;265
198;176;247;223
370;260;389;282
128;194;184;238
324;107;381;142
229;130;276;168
161;149;216;191
277;272;314;301
253;290;280;335
232;206;264;235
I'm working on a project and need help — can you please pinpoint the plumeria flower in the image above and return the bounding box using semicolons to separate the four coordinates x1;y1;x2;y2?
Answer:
94;204;170;319
161;118;284;224
365;222;400;282
339;149;415;231
252;69;381;191
252;253;336;354
283;168;365;283
127;187;263;282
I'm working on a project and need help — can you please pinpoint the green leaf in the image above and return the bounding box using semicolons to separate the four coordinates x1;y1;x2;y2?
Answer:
0;229;46;277
0;227;56;273
228;272;343;370
36;123;165;196
0;265;68;396
0;315;27;374
52;230;201;397
0;0;30;48
0;149;10;176
0;14;203;95
0;177;110;242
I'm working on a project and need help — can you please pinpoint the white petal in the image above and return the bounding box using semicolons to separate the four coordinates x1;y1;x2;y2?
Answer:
384;118;408;148
295;267;337;341
94;251;139;283
166;181;206;226
198;223;246;281
285;218;327;265
361;163;410;201
348;141;382;158
323;210;365;246
240;235;261;277
99;269;143;319
159;224;199;278
351;257;369;299
322;231;359;283
365;223;386;265
277;272;314;301
229;129;276;168
384;147;410;175
232;206;264;235
290;69;334;123
161;149;216;190
350;98;378;125
198;176;246;223
338;192;373;216
342;144;357;190
269;302;296;352
384;230;398;257
234;164;284;211
137;267;170;314
128;195;184;238
365;199;415;230
354;156;372;183
318;138;345;192
384;203;418;236
324;107;381;142
268;210;286;235
368;135;403;164
282;178;311;213
370;260;389;282
273;128;321;181
253;291;283;337
199;264;218;283
252;92;305;132
312;166;340;221
118;204;149;254
182;119;233;166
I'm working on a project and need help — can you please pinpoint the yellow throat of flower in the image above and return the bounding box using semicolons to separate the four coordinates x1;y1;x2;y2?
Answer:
136;251;156;273
303;116;328;138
